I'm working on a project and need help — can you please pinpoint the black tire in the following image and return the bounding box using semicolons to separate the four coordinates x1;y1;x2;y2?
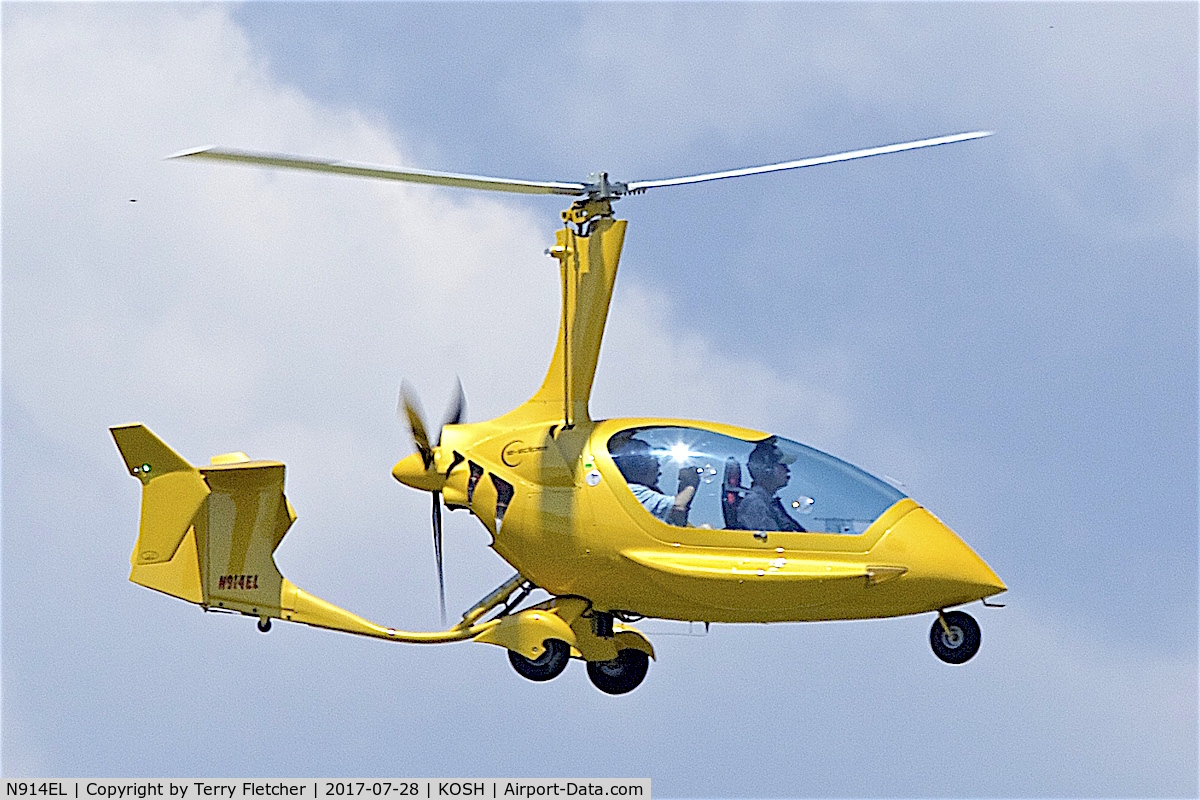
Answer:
257;617;272;633
586;648;650;695
508;639;570;682
930;610;981;664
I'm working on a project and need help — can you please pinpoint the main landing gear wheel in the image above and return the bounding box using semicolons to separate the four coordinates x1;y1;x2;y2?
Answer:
509;639;570;682
930;610;981;664
586;648;650;695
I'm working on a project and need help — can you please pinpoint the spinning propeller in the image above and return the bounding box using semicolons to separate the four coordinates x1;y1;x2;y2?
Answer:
399;380;465;624
169;130;992;202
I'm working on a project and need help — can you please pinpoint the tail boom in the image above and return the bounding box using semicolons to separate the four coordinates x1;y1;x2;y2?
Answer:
110;423;486;643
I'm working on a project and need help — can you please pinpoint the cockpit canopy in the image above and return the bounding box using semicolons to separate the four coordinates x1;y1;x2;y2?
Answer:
607;425;905;533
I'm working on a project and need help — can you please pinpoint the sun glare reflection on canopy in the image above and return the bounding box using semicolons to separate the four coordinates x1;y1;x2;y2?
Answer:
666;442;697;462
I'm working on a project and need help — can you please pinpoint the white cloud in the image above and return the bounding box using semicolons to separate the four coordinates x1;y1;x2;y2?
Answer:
595;281;852;441
3;5;557;458
4;4;859;479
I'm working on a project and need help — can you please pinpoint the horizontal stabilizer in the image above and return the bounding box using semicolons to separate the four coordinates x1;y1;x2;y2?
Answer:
199;460;291;614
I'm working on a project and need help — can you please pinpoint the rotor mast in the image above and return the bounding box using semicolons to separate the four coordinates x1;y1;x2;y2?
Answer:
529;196;624;428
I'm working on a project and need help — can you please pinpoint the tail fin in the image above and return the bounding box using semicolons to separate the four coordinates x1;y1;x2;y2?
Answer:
111;424;397;637
112;424;211;602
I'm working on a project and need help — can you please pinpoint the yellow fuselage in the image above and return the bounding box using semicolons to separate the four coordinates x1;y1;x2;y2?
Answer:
396;416;1005;625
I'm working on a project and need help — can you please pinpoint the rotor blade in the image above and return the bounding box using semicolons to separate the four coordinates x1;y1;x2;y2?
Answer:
432;491;446;625
625;131;993;193
399;383;434;469
169;147;588;197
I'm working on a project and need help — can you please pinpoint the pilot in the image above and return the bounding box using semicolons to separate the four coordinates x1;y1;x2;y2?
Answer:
736;437;806;532
611;435;699;526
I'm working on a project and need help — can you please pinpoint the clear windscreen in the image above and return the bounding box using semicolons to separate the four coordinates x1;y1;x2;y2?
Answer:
607;426;905;533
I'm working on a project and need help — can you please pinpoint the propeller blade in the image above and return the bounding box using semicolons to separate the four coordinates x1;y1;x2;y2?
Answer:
399;380;462;624
624;131;994;193
169;147;587;197
399;383;434;469
432;490;446;625
438;378;466;446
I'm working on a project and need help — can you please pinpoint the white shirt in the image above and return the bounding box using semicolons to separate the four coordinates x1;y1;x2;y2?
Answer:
630;483;675;521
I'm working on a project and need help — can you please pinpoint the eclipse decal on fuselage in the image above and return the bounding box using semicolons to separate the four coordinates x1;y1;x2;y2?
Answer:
501;440;548;468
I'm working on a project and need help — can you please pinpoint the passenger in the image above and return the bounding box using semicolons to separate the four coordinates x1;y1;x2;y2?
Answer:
736;437;806;532
611;435;699;526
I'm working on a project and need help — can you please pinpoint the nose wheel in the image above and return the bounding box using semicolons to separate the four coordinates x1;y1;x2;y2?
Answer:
930;610;981;664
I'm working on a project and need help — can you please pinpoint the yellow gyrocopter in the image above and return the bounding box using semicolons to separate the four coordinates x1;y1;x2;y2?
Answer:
111;130;1005;694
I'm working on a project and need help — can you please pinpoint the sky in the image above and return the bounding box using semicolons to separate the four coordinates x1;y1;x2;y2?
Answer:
2;2;1197;796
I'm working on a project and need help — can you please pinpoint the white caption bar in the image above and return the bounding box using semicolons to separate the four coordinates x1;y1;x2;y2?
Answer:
4;782;650;800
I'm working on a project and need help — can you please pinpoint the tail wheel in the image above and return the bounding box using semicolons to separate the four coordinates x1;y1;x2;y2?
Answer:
586;648;650;695
508;639;570;682
930;610;981;664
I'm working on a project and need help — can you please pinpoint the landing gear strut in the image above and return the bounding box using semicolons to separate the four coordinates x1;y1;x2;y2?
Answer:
930;610;980;664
